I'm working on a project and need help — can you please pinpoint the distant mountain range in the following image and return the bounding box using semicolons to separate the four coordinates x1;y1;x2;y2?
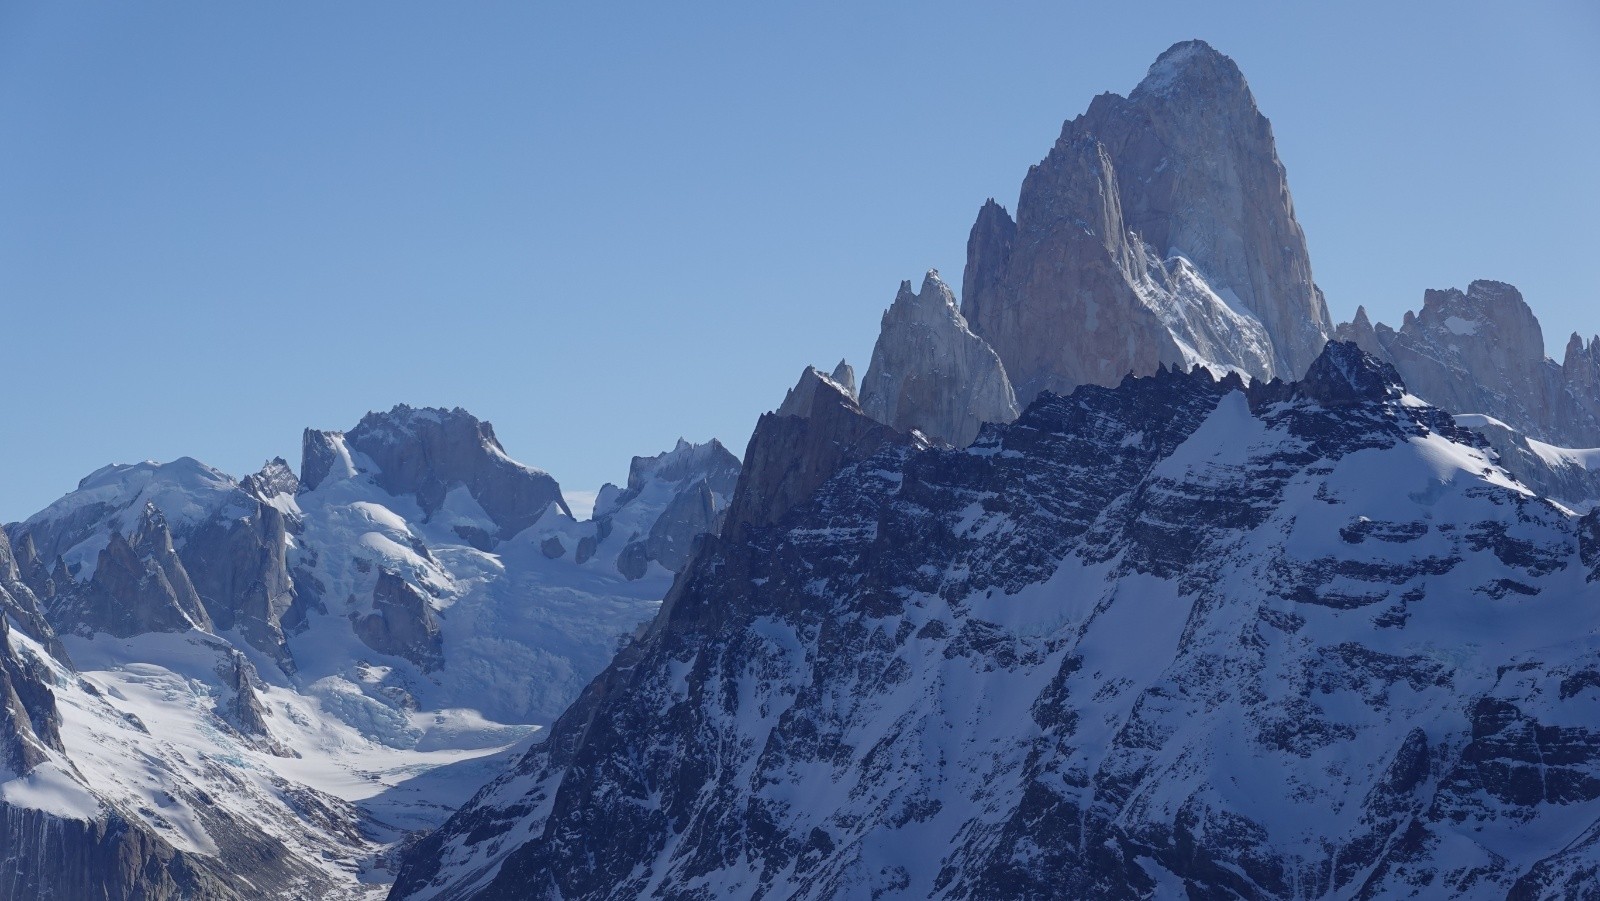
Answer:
4;38;1599;901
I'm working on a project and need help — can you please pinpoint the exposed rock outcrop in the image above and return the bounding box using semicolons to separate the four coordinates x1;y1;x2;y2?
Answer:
726;366;920;537
1337;280;1600;449
959;39;1331;400
1295;339;1404;407
353;569;443;672
0;531;64;660
241;457;299;501
859;270;1018;447
0;614;62;775
48;506;212;639
828;360;857;402
212;649;293;757
181;469;299;667
303;405;570;542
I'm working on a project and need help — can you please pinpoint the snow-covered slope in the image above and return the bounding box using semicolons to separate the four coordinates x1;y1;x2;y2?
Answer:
1452;413;1600;512
0;407;739;898
393;344;1600;900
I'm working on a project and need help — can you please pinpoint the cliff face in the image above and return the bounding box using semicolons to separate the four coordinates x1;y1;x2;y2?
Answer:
859;271;1018;448
1338;280;1600;450
856;40;1330;445
959;40;1331;403
305;405;572;541
727;366;919;538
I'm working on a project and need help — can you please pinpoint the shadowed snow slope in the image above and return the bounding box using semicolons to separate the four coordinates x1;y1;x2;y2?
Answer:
393;344;1600;900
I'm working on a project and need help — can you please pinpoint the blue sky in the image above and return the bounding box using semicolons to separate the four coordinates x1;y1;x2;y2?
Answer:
2;1;1597;520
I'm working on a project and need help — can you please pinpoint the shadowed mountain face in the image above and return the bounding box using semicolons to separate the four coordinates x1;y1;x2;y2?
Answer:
390;343;1600;900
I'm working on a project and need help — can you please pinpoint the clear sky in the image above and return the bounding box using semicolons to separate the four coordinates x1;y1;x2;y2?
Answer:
2;1;1597;521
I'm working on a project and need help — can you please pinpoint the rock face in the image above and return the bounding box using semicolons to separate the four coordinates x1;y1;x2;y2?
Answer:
48;505;213;639
0;802;228;901
303;405;570;542
393;343;1600;901
0;614;61;775
181;465;300;667
593;438;742;577
859;271;1019;447
958;40;1331;403
727;366;918;536
0;531;63;659
354;570;444;672
1337;280;1600;449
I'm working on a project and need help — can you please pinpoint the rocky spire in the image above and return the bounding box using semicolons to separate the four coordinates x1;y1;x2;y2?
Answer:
1334;305;1382;357
961;198;1016;331
50;505;212;638
960;39;1331;399
859;270;1019;447
829;359;858;401
726;367;918;537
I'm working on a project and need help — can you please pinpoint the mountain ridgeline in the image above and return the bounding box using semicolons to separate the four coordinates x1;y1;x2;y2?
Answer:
390;40;1600;901
4;37;1600;901
0;406;741;899
393;342;1600;899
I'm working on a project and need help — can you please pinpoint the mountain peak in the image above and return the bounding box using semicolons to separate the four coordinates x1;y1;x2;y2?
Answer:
307;403;570;539
1298;341;1405;407
860;274;1019;447
1134;39;1245;98
776;366;858;420
960;37;1329;403
727;366;913;536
